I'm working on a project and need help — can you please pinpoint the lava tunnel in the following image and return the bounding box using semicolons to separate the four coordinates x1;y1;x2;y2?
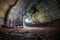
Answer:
0;0;60;40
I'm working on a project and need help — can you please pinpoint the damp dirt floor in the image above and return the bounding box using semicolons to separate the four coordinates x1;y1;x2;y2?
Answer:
0;27;60;40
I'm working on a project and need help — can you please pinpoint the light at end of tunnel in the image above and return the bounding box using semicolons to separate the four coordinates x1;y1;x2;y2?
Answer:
25;18;32;23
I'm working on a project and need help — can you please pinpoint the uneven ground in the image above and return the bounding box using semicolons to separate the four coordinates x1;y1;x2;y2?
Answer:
0;27;60;40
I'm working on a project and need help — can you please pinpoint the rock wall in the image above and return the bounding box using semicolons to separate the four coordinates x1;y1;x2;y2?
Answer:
0;0;17;26
32;0;60;23
0;0;60;26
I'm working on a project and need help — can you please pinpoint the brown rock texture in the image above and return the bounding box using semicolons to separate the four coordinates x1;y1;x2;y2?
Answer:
0;0;17;25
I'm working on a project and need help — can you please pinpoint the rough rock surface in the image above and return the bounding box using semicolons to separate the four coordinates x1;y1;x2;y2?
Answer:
0;0;17;25
0;27;60;40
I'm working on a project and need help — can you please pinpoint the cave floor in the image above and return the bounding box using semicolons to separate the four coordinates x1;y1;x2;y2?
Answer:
0;27;60;40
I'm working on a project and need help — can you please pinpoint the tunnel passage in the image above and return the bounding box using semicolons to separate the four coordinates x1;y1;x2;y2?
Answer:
6;0;60;27
0;0;60;40
0;0;60;27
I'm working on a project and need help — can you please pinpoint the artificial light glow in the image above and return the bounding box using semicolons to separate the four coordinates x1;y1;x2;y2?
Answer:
25;18;31;23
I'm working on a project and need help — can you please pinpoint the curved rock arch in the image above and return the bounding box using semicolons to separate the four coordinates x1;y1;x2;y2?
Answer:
0;0;17;27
